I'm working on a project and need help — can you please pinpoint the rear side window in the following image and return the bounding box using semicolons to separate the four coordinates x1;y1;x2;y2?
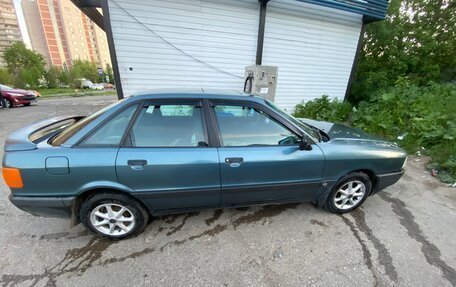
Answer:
51;99;125;146
130;104;207;147
81;104;138;146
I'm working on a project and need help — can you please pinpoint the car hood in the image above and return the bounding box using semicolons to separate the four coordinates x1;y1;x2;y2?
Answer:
299;118;400;148
4;88;35;95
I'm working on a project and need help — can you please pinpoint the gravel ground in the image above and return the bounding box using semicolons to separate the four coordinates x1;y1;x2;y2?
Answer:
0;95;455;287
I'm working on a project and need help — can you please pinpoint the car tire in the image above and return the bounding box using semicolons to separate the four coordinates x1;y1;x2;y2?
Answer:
324;172;372;214
80;192;149;239
23;103;31;106
5;99;13;108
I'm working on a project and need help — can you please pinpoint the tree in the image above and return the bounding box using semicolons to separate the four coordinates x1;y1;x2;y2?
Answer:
0;68;12;85
70;59;99;86
349;0;456;104
3;42;46;89
105;63;114;84
44;66;61;88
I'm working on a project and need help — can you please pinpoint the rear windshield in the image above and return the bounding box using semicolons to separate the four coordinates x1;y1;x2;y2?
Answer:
29;119;80;143
50;100;125;146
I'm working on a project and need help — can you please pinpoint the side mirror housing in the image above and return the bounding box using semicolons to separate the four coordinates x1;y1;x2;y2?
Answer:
299;139;313;151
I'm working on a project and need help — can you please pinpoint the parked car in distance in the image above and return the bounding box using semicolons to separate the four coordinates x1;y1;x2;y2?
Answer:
0;84;39;108
80;79;104;90
2;89;407;239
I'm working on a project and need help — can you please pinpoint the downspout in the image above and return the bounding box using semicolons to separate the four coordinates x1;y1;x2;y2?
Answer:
255;0;269;65
344;19;366;100
100;0;124;100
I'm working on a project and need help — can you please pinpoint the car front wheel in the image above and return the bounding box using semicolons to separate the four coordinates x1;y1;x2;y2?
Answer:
324;172;372;214
80;192;149;239
5;99;12;108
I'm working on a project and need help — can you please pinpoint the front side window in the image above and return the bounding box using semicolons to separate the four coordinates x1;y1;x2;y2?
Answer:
82;104;138;146
130;104;207;147
214;105;300;147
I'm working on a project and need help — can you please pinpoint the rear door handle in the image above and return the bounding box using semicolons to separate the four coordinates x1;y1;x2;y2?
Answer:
225;157;243;167
127;160;147;170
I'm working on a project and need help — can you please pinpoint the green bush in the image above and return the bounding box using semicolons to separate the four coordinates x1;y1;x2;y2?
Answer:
294;95;352;123
352;82;456;182
292;82;456;182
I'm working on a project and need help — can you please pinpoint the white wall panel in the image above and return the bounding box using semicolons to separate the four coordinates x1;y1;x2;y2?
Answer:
108;0;362;112
263;0;362;112
108;0;259;96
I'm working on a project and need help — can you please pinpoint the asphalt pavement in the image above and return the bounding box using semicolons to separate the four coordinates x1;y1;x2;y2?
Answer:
0;95;455;287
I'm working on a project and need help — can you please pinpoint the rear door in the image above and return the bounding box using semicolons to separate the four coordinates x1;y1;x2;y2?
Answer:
211;101;325;205
115;99;221;211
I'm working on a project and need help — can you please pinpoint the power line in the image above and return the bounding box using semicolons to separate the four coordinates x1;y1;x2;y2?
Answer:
110;0;244;79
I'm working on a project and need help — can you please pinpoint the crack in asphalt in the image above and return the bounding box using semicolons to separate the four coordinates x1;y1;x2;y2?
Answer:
205;209;223;226
310;219;328;227
0;204;298;286
0;238;114;287
380;193;456;287
340;215;380;287
351;208;399;283
165;212;200;236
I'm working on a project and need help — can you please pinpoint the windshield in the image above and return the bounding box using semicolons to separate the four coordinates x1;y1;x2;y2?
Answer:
51;99;125;146
0;84;13;90
265;100;320;141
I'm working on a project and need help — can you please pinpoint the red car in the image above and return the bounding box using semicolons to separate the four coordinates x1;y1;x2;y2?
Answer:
0;84;39;108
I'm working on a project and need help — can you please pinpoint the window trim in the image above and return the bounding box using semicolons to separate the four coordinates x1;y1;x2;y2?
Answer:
74;101;143;148
209;100;305;148
122;99;211;149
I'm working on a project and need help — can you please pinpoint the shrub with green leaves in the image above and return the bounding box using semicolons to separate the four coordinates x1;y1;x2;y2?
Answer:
292;82;456;182
294;95;352;123
352;82;456;182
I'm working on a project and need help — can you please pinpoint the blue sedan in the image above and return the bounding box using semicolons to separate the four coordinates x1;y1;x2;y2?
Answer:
2;90;406;238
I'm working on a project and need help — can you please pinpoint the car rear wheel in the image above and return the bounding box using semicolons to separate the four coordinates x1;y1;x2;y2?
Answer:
23;103;31;106
324;172;372;214
80;192;149;239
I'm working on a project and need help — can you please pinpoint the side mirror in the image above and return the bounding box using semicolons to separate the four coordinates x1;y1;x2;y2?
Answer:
299;139;313;151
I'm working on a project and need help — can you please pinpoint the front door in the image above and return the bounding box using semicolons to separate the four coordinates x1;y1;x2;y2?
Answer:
211;102;325;205
116;101;220;211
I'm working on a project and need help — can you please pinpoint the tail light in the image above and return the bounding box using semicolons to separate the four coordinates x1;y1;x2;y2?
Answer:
2;168;24;188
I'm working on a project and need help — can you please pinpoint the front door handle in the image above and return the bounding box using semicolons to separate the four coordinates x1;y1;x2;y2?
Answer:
225;157;243;167
127;159;147;170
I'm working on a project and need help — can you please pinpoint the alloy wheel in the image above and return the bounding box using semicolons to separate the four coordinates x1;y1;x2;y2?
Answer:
333;180;366;210
89;203;136;236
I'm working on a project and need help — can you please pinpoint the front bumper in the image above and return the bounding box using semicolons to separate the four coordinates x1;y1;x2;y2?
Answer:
9;194;75;218
12;95;37;105
372;169;405;194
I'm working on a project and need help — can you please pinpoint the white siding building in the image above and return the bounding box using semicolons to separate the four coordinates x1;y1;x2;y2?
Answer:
73;0;388;111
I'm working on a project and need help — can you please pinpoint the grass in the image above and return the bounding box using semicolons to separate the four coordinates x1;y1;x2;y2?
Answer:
38;88;117;98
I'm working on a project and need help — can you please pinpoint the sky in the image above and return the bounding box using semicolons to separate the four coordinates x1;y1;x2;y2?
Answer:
13;0;32;49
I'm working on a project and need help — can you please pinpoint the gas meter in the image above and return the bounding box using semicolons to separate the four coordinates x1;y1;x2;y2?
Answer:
244;65;278;102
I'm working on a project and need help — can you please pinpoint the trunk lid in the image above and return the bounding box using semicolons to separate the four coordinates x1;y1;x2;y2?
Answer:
4;116;83;151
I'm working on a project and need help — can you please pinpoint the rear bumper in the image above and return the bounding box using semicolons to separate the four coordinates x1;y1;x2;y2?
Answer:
372;169;405;194
9;194;74;218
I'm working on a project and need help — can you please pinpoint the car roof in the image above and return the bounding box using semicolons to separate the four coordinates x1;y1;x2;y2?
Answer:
129;88;267;103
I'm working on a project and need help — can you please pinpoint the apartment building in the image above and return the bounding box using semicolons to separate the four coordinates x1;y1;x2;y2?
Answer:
0;0;23;67
19;0;110;69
